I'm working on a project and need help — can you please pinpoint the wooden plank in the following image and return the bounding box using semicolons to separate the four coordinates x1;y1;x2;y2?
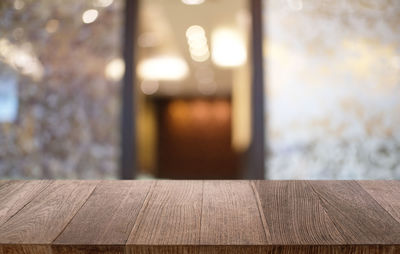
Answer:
0;180;97;248
52;245;124;254
126;245;400;254
53;180;153;254
126;180;202;253
200;180;267;245
129;246;199;254
198;245;400;254
0;180;52;227
0;180;399;254
309;180;400;244
0;244;51;254
358;180;400;224
6;244;399;254
253;180;345;245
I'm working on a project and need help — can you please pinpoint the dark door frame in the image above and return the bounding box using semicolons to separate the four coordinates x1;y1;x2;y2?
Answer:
120;0;138;179
245;0;266;179
120;0;265;179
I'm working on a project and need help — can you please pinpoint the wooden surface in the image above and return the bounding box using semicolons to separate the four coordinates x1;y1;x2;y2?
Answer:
0;180;399;254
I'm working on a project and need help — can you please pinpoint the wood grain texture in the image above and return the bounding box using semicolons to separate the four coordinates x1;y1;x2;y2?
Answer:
253;180;345;245
126;180;203;249
52;245;124;254
124;245;400;254
0;180;399;254
0;180;97;246
309;180;400;244
0;180;52;227
0;244;51;254
200;181;267;245
128;245;198;254
54;180;153;245
198;245;400;254
358;180;400;224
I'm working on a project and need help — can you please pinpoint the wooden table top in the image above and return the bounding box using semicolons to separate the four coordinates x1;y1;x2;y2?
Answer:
0;180;399;254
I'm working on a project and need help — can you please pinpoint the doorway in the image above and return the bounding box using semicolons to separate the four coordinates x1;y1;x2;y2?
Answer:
121;0;265;179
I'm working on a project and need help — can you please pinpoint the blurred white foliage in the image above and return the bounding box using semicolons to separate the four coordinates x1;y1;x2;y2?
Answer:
266;0;400;179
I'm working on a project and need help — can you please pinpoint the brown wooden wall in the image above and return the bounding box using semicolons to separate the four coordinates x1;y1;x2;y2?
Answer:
157;98;239;179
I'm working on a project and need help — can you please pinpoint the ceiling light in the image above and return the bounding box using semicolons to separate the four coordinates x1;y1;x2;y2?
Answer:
190;46;209;56
186;25;210;62
191;51;210;62
188;37;207;48
181;0;205;5
186;25;205;38
93;0;114;7
105;58;125;81
211;28;246;67
138;56;189;81
82;9;99;24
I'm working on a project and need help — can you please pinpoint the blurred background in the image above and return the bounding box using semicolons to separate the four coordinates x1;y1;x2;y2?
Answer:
0;0;399;180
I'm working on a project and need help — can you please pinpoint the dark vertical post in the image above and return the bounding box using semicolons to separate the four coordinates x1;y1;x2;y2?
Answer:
245;0;265;179
120;0;138;179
